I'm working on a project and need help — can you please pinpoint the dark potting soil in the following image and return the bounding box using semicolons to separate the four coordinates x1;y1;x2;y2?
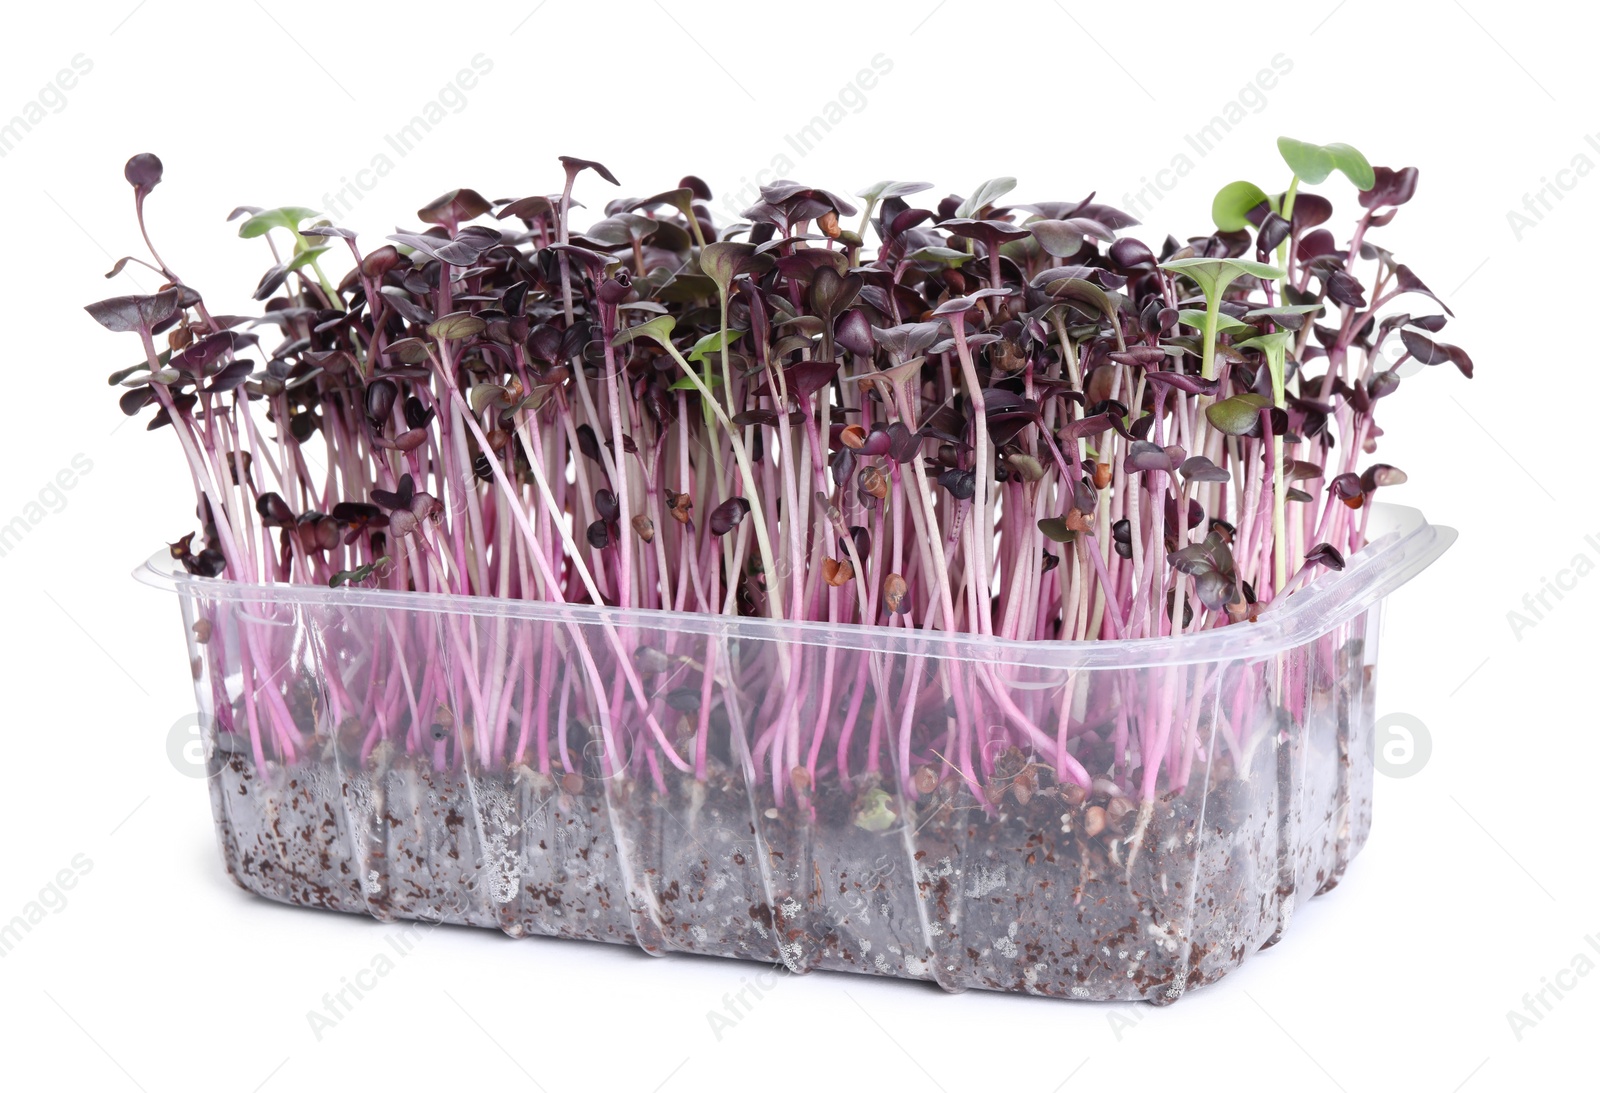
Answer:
205;682;1369;1004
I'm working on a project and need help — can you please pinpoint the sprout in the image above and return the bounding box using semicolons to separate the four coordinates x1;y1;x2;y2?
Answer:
89;142;1465;808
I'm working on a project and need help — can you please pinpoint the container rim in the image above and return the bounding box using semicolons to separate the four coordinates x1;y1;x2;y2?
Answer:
133;502;1454;669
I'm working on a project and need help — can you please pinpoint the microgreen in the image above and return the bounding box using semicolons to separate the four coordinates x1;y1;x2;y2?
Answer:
91;139;1467;808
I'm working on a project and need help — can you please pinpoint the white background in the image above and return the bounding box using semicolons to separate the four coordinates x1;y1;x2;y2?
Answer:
0;1;1593;1090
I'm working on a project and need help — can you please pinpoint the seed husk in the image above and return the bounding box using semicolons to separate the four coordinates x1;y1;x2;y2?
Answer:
884;572;908;613
1083;805;1108;838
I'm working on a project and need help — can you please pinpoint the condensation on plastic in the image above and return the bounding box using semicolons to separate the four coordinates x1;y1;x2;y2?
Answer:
137;503;1454;1003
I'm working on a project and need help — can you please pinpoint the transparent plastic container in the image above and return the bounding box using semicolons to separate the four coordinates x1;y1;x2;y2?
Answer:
137;503;1453;1003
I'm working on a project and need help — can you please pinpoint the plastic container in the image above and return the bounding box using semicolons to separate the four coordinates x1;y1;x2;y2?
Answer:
137;502;1453;1003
